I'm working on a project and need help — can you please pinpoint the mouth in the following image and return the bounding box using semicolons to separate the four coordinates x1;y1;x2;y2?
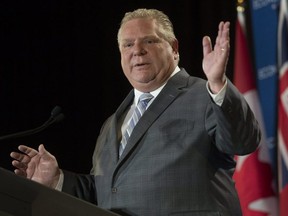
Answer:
134;63;149;67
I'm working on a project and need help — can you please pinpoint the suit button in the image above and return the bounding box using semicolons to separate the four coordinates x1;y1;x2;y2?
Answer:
111;187;117;193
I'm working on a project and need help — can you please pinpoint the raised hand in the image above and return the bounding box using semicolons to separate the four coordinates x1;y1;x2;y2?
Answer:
202;21;230;93
10;144;60;188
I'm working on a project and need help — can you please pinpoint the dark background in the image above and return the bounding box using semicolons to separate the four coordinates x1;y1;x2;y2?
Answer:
0;0;236;173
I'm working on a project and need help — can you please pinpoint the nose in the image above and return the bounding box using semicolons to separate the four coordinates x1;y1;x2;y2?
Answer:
133;43;147;56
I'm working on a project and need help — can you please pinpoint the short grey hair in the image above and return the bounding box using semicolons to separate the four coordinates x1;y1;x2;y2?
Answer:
117;8;177;45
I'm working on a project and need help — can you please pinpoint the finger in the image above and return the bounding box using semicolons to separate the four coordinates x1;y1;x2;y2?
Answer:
221;22;230;45
14;168;28;177
18;145;39;157
215;23;230;56
202;36;212;57
10;151;32;163
12;160;29;178
10;151;21;160
12;159;28;170
215;21;224;46
220;22;230;45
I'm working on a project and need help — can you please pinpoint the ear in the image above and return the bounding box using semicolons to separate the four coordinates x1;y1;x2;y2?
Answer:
171;39;179;60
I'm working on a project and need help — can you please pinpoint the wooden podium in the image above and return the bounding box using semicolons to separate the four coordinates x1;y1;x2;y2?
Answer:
0;168;119;216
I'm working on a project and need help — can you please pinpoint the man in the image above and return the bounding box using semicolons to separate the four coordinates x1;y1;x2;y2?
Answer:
11;8;261;216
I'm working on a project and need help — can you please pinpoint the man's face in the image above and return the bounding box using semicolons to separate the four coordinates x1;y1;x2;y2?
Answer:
118;18;178;92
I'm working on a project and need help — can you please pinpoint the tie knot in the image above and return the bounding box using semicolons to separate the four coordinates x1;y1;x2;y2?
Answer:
138;93;154;107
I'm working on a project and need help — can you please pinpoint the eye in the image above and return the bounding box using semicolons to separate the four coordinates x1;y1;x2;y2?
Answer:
123;42;134;48
144;39;156;44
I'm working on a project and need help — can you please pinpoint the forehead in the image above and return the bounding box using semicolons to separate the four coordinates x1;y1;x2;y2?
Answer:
120;18;159;37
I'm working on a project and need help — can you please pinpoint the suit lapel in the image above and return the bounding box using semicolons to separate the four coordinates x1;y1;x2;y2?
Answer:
107;90;134;163
117;69;190;163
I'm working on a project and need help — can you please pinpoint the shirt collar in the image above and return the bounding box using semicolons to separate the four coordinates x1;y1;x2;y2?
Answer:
133;66;181;104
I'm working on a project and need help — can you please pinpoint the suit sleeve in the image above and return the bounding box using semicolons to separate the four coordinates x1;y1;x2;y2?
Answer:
205;79;261;155
61;170;97;204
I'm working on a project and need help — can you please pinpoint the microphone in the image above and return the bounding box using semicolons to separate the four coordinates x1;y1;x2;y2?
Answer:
0;106;65;141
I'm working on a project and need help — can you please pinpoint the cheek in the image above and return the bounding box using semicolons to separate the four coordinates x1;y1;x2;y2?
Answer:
121;51;131;63
121;54;129;66
155;55;171;69
121;57;132;77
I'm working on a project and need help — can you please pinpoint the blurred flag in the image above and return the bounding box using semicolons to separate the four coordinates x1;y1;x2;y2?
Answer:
249;0;279;177
233;1;278;215
277;0;288;215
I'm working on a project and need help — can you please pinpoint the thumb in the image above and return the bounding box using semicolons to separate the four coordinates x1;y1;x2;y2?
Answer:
38;144;47;154
38;144;53;160
202;36;212;57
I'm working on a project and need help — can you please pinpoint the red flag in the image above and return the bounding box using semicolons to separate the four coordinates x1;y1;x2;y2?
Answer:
277;0;288;215
233;2;278;215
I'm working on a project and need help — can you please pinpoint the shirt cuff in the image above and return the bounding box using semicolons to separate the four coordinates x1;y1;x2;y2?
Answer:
55;169;64;191
206;79;227;106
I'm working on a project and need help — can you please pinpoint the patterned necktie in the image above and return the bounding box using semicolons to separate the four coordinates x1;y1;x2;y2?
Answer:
119;93;154;157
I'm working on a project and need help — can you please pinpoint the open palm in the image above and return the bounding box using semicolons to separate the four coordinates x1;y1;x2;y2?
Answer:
11;144;60;188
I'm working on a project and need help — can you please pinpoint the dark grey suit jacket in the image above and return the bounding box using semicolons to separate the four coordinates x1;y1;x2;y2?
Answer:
62;69;261;216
